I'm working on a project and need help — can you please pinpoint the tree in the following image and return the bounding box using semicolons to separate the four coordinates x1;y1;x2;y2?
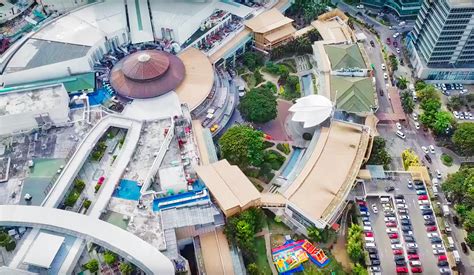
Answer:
238;86;277;123
464;210;474;232
400;91;414;114
104;251;117;265
401;149;420;170
224;208;264;258
307;226;322;243
367;137;392;169
247;263;263;275
254;69;264;85
420;98;442;128
243;52;264;71
452;123;474;156
442;168;474;205
353;263;369;275
397;76;408;90
307;28;322;42
219;125;265;168
415;80;426;91
389;54;398;71
84;259;99;273
466;232;474;248
346;223;364;264
432;111;454;135
119;262;133;275
417;85;440;103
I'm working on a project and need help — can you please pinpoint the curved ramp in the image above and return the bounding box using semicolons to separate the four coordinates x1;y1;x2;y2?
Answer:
0;205;174;275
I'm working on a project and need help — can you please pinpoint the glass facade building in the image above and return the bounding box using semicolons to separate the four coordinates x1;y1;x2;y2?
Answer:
361;0;422;18
408;0;474;83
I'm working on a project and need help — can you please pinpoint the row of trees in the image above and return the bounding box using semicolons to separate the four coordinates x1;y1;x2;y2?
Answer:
417;84;454;135
287;0;330;24
452;123;474;156
224;208;265;259
366;137;392;169
346;223;366;266
83;254;133;274
441;168;474;247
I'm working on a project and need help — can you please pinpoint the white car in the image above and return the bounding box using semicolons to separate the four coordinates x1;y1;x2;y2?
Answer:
453;111;459;119
406;243;418;248
400;215;409;220
422;146;429;154
396;122;402;130
384;217;397;222
460;113;465;120
407;180;413;189
396;48;400;54
413;113;418;121
392;244;403;249
404;231;413;236
420;205;431;210
410;260;422;266
372;204;378;214
384;73;388;80
436;170;442;179
393;32;400;38
397;204;408;209
381;64;386;70
429;145;435;154
414;122;420;129
433;249;445;255
427;233;439;238
386;228;398;233
424;215;434;220
396;199;405;203
432;244;444;249
418;200;430;205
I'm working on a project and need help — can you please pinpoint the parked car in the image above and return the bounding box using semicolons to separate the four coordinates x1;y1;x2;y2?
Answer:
403;231;413;237
401;220;411;225
386;186;395;192
422;209;433;215
408;254;419;260
424;215;434;220
427;233;440;238
395;195;405;199
393;249;404;255
395;260;406;266
418;200;430;205
396;267;408;273
438;255;447;261
385;217;397;222
432;244;444;249
433;249;446;255
416;185;426;191
400;215;409;220
418;195;428;200
422;146;429;154
411;267;423;273
386;222;397;227
381;63;386;70
406;243;418;249
402;225;412;231
405;236;415;243
371;260;381;266
429;145;435;154
369;253;379;260
392;244;403;249
372;204;378;214
424;154;432;164
439;267;451;275
387;228;398;233
407;248;417;255
410;260;421;266
417;190;427;195
389;233;399;239
391;239;401;244
425;220;436;226
438;261;449;267
431;237;442;244
427;226;437;232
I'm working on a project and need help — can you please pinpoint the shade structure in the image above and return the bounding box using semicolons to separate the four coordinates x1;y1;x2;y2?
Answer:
110;50;185;99
289;95;333;128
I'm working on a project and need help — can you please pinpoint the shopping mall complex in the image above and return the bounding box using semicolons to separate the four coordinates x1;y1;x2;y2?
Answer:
0;0;378;274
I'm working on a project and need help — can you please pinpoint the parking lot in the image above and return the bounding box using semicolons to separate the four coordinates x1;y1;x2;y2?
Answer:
360;172;448;274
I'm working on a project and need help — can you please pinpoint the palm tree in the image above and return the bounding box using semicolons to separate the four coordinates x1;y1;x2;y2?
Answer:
397;76;409;90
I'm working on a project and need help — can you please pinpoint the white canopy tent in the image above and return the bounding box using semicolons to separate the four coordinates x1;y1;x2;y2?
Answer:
289;95;333;128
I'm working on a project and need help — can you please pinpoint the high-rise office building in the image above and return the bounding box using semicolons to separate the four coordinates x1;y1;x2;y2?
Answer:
361;0;422;18
408;0;474;83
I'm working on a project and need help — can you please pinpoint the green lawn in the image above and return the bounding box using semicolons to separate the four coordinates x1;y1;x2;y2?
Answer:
255;237;272;275
302;252;347;275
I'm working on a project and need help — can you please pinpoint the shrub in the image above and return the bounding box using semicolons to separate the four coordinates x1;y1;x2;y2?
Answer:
262;141;275;149
104;251;117;265
441;154;453;167
94;184;101;193
74;179;85;192
84;259;99;273
276;143;291;155
83;199;92;209
263;150;286;170
243;167;260;178
5;239;16;252
65;192;80;207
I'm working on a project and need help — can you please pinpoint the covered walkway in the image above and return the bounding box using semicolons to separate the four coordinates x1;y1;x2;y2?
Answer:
0;205;174;274
126;0;154;44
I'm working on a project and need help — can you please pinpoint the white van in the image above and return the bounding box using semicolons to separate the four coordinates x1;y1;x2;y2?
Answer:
366;242;376;248
448;237;455;249
432;186;439;197
453;250;461;263
363;226;373;232
396;130;406;139
380;197;390;203
365;237;375;243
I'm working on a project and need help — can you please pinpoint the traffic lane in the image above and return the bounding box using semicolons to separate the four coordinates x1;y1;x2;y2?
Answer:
368;197;397;273
403;190;440;274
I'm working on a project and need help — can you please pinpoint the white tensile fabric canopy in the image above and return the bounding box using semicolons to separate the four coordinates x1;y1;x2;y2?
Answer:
289;95;333;128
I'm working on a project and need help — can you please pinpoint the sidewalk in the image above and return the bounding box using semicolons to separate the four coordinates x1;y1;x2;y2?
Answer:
255;228;278;275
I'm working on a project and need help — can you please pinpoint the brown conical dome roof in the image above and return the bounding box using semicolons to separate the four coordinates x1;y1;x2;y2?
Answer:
110;50;185;99
122;51;170;81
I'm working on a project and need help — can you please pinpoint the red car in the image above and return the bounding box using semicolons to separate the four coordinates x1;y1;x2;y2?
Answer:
418;195;428;200
365;232;374;237
396;267;408;273
408;254;419;260
386;222;397;227
393;249;404;255
389;233;399;239
357;201;367;206
426;226;437;232
411;267;423;273
438;255;447;261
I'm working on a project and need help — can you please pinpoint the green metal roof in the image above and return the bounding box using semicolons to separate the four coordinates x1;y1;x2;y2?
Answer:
324;44;366;70
330;75;375;114
61;73;96;93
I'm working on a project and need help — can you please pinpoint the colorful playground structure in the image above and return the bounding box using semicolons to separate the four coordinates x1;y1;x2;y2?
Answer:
272;239;329;274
